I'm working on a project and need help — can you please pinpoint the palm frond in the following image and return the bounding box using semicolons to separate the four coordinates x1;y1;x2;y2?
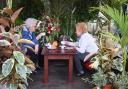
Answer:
98;5;128;38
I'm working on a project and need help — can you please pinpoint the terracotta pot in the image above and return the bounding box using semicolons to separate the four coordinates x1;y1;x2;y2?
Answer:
113;86;118;89
102;84;112;89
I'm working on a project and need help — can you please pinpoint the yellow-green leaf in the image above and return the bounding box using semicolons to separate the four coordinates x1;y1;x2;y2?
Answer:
13;51;25;65
16;64;27;79
2;58;15;77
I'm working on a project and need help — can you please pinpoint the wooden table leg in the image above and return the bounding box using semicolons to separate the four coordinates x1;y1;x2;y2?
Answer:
68;56;73;82
44;55;48;84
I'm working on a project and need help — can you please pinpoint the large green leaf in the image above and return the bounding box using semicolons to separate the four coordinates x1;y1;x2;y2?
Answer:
1;32;12;38
13;34;20;46
0;40;11;46
0;74;5;81
21;78;28;86
2;58;15;77
16;64;27;79
13;51;25;65
8;83;18;89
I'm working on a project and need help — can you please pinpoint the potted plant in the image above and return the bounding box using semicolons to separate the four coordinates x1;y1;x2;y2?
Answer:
90;50;117;89
90;0;128;88
97;4;128;89
89;29;125;89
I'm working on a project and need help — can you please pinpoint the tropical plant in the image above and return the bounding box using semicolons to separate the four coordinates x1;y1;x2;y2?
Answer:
97;5;128;72
90;1;128;87
0;34;35;89
0;50;35;89
0;3;36;89
80;30;122;89
91;0;127;34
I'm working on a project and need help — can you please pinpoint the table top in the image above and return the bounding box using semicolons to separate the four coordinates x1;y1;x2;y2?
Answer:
44;47;77;55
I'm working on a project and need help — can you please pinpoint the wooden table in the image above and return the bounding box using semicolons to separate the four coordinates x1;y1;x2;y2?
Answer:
43;47;76;84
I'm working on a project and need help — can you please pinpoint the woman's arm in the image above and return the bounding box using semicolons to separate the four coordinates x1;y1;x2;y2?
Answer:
35;44;39;54
66;41;78;47
36;33;46;40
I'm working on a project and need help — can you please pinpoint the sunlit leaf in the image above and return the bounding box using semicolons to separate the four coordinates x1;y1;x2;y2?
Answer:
26;64;35;72
16;64;27;79
2;58;15;77
25;56;33;64
18;39;35;45
21;78;28;86
24;45;35;53
13;51;25;65
0;18;10;27
1;32;11;38
6;0;12;9
26;67;32;74
13;34;20;46
0;40;11;46
11;7;23;23
113;59;123;72
3;7;13;15
19;83;27;89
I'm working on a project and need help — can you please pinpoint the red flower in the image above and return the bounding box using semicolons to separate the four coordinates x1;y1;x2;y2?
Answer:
47;25;52;33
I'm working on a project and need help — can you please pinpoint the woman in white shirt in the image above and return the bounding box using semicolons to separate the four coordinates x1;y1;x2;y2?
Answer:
65;22;98;76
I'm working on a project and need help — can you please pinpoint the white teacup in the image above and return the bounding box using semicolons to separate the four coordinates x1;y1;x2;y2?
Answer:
61;41;66;45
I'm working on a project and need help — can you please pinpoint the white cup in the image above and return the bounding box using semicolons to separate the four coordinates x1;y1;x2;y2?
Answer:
61;41;66;45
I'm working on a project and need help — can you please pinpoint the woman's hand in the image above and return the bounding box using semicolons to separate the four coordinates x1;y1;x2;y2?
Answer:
35;45;39;54
36;32;46;40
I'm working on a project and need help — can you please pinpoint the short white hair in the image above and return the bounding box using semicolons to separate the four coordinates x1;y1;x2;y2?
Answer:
24;18;38;28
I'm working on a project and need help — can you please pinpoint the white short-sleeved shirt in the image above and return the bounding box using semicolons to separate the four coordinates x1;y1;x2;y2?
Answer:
76;32;98;53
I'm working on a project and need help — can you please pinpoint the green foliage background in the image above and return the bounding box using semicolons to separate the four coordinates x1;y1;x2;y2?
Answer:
0;0;99;40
